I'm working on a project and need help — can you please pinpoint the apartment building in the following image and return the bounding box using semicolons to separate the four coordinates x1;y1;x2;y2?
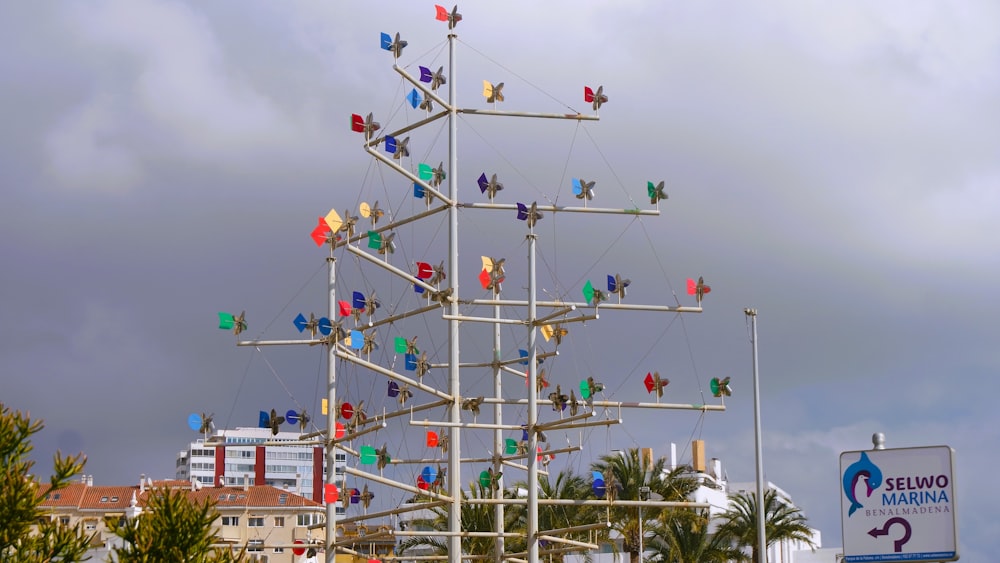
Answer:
176;426;346;513
37;475;327;562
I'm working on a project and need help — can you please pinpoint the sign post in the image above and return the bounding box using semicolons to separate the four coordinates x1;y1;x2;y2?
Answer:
840;445;958;562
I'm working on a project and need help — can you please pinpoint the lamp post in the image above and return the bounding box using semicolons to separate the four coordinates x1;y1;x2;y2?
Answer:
638;485;651;563
745;308;766;563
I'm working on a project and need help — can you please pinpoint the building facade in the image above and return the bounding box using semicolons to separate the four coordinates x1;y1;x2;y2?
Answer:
176;426;346;513
37;476;327;562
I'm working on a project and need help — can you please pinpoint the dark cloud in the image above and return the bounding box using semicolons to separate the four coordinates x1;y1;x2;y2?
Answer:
2;1;996;558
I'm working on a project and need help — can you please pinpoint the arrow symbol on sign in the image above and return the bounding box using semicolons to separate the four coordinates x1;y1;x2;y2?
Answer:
868;517;912;553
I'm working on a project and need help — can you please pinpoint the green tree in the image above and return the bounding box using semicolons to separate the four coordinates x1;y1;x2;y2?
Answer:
0;403;93;562
714;488;817;562
508;469;593;563
590;449;700;563
647;508;745;563
106;487;245;563
397;483;517;558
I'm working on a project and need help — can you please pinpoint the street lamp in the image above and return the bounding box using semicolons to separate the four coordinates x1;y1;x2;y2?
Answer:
746;308;766;563
638;486;650;563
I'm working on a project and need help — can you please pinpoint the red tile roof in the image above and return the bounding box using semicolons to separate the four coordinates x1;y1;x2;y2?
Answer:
37;483;88;507
80;486;139;511
38;482;320;511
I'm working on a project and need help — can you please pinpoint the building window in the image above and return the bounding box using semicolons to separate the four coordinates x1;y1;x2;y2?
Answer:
248;517;264;527
247;539;263;552
273;516;284;527
273;546;284;553
265;464;297;473
59;516;70;526
221;516;239;526
84;520;97;532
278;494;287;506
297;514;323;527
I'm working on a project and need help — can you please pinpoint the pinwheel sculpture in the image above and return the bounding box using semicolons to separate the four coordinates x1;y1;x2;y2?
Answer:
434;4;462;29
644;371;669;398
260;408;284;436
380;32;407;59
360;201;385;227
218;311;247;335
419;65;447;90
516;201;543;228
350;113;380;140
608;274;631;300
548;384;568;412
479;256;505;295
187;412;215;434
385;135;410;160
483;81;504;103
359;484;375;510
478;172;504;199
540;323;568;345
648;180;668;205
572;177;596;201
583;280;607;306
584;85;608;110
711;376;732;398
580;376;604;403
462;396;485;417
687;276;711;305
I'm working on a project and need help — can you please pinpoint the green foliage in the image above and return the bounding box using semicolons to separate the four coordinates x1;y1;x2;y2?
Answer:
0;403;93;562
507;469;594;563
714;488;817;562
647;509;746;563
590;448;700;563
106;487;245;563
397;483;517;558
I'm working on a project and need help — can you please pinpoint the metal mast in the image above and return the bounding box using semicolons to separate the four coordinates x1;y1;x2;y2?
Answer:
746;308;767;563
446;29;463;562
220;8;733;563
324;254;338;563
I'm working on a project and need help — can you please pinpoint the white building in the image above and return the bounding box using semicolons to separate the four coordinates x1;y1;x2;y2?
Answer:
176;426;346;513
37;476;326;563
563;441;838;563
685;439;828;563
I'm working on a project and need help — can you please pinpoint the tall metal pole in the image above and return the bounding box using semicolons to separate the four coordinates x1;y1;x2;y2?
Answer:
493;301;505;563
526;232;539;563
446;31;463;563
637;504;643;563
745;308;766;563
325;255;338;563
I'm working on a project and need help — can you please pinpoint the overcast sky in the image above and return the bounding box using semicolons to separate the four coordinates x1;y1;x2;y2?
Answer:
2;1;998;559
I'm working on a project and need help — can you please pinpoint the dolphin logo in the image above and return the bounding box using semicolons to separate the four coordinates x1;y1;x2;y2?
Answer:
843;452;883;516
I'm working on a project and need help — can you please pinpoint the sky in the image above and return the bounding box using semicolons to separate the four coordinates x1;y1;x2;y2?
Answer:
2;0;998;559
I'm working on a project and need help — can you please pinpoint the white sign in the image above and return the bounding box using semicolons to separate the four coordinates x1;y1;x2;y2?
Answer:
840;445;958;562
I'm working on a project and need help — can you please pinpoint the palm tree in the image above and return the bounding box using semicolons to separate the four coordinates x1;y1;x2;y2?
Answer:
590;448;700;563
397;483;518;558
647;508;745;563
714;488;817;562
508;469;594;563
